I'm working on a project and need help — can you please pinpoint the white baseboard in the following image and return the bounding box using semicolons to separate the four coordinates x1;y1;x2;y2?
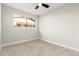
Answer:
2;38;39;47
42;39;79;52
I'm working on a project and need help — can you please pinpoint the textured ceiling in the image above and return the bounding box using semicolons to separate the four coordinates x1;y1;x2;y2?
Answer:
4;3;65;16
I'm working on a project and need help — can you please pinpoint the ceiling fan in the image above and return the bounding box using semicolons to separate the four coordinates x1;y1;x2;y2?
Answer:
35;3;49;9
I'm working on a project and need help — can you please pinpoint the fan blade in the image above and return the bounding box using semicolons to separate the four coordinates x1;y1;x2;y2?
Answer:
42;3;49;8
35;5;39;9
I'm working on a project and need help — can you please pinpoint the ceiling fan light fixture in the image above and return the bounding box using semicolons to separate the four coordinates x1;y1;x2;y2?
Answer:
38;3;42;6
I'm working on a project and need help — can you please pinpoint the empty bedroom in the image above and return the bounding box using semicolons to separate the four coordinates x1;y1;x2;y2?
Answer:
0;3;79;56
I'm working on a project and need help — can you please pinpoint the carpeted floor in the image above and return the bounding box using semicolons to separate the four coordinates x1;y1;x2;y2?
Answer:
0;39;79;56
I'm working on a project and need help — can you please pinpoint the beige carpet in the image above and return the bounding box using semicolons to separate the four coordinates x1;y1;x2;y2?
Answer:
0;39;79;56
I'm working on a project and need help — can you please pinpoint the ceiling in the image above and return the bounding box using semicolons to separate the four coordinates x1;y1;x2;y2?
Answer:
3;3;65;16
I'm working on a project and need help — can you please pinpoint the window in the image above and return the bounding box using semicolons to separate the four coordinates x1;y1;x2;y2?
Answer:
13;16;35;28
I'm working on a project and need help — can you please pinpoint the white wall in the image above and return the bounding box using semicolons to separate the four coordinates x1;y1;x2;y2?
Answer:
2;5;39;45
39;4;79;51
0;4;1;49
